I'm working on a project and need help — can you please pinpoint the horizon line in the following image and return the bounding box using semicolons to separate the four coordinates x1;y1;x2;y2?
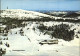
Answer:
0;9;80;11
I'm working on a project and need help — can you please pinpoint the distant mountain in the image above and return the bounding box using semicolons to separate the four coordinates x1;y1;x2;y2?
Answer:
63;12;80;18
45;11;67;17
45;11;80;18
0;9;80;22
0;9;55;20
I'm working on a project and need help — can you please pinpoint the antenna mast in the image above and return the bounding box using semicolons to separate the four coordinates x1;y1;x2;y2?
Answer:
7;6;8;9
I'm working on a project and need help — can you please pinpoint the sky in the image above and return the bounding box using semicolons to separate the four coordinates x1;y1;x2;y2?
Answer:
1;0;80;11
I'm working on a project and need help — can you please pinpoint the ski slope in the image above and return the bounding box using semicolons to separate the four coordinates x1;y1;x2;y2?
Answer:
1;22;80;56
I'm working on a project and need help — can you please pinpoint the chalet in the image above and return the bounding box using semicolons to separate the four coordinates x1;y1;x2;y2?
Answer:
39;39;58;45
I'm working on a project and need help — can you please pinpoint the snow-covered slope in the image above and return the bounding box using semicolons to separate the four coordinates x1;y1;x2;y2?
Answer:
50;11;67;15
0;9;55;19
0;9;80;56
0;22;80;56
1;9;79;20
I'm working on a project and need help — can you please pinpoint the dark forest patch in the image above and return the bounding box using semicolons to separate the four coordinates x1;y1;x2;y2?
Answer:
38;23;74;41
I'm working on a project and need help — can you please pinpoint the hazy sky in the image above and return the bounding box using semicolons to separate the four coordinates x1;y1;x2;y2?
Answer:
1;0;80;11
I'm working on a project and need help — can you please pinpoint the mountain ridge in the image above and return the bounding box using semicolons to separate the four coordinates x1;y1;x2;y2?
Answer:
0;9;55;20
